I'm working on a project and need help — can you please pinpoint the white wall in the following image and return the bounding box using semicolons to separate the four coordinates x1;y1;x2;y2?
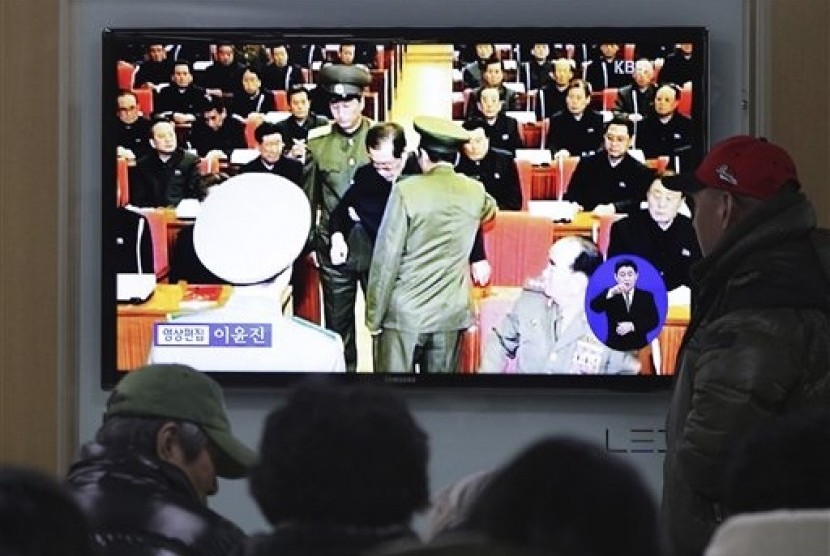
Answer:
71;0;748;534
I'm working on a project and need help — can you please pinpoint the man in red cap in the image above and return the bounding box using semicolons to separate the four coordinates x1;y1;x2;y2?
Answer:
661;135;830;556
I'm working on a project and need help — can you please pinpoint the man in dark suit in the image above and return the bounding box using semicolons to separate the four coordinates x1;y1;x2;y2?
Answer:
590;258;659;351
613;58;657;122
546;79;604;159
275;86;329;162
239;122;302;185
465;57;518;120
261;44;306;91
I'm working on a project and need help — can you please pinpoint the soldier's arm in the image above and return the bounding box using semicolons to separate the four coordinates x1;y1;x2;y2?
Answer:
366;186;407;331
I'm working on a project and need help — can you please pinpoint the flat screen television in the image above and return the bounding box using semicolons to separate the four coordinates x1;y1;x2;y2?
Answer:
102;26;708;389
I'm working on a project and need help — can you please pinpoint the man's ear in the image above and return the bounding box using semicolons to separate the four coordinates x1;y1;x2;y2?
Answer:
156;421;181;463
149;137;157;150
721;191;738;229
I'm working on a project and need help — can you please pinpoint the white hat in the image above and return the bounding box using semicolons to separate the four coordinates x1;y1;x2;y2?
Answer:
193;174;311;285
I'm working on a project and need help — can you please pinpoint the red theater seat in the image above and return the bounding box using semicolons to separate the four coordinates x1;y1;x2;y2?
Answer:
273;89;289;111
678;82;693;118
132;88;154;117
482;211;554;287
117;61;135;90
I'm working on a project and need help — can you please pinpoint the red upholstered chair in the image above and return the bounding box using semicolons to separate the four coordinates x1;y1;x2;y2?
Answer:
117;61;135;90
273;89;289;111
132;88;154;117
592;214;618;259
482;211;555;287
645;155;671;175
244;118;260;148
678;82;693;118
623;44;636;61
553;155;580;199
143;210;169;280
116;157;129;207
514;160;533;210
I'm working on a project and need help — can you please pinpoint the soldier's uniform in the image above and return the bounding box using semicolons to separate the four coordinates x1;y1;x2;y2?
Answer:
366;117;498;373
303;64;373;371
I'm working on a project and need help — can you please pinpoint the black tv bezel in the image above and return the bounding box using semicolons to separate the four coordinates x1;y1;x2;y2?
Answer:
101;26;708;390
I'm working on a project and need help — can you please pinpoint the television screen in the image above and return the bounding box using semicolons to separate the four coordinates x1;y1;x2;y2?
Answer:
103;27;708;389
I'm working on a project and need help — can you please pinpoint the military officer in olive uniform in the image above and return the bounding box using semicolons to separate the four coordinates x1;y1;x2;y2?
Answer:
367;117;498;373
303;64;374;371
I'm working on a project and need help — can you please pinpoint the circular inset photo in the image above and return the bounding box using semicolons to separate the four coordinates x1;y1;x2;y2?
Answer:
584;255;668;352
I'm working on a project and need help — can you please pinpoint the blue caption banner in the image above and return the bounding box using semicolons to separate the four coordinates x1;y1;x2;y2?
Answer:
154;323;272;347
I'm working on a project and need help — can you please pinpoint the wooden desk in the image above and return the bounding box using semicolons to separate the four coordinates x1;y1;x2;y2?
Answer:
117;283;232;370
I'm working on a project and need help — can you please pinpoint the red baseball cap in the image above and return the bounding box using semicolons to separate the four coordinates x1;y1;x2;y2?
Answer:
663;135;799;199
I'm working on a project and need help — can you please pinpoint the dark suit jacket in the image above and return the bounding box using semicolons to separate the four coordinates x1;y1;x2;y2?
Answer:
590;286;659;351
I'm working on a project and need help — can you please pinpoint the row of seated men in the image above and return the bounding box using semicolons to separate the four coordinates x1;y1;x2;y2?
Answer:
115;96;700;375
457;51;698;172
118;42;388;126
457;42;697;91
120;42;381;90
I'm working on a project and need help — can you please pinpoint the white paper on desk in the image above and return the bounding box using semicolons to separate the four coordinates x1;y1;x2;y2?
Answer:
515;149;552;165
667;285;691;308
175;198;202;220
527;200;579;222
230;148;260;165
117;273;156;303
504;81;525;93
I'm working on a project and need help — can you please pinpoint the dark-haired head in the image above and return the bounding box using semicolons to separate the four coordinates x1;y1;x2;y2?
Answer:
367;121;406;158
250;379;429;528
462;436;661;556
0;467;95;556
614;258;638;274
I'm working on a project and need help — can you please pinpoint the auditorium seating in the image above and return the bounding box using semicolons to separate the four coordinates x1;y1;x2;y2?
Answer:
482;211;554;287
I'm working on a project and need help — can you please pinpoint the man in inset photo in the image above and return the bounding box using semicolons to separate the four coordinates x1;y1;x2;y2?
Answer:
589;257;660;351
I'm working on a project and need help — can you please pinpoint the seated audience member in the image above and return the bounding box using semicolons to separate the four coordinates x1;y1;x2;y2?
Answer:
637;83;696;172
199;43;245;99
481;236;640;374
424;470;495;542
613;58;658;122
585;43;630;92
534;57;575;120
275;86;329;161
461;436;661;556
457;119;522;210
190;96;247;159
334;42;374;69
238;380;429;556
703;410;830;556
134;43;173;91
240;122;303;184
329;122;407;276
262;43;305;91
469;88;522;155
129;118;201;207
660;43;696;86
546;79;604;159
461;43;495;89
149;173;346;372
155;59;210;124
230;67;276;122
589;257;660;351
0;467;95;556
288;43;326;70
465;57;518;120
564;117;654;214
608;174;701;290
524;43;552;90
65;363;255;556
116;89;153;160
